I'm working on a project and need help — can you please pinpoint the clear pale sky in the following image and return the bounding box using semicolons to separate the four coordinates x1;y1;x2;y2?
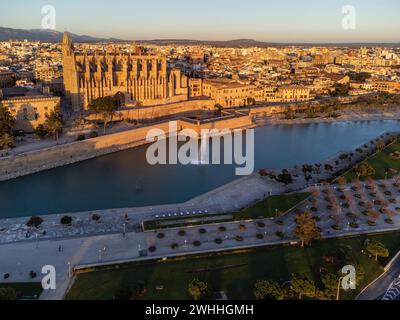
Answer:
1;0;399;42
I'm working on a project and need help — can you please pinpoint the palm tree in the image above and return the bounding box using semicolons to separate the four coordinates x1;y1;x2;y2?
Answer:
0;103;15;135
44;108;63;141
0;133;15;150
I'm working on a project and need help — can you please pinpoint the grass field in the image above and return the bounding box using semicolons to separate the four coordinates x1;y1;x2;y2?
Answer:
0;283;43;300
234;193;310;220
66;231;400;300
344;140;400;182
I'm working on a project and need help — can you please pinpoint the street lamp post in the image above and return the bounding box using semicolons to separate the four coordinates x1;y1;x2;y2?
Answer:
68;261;71;278
336;277;344;301
337;276;356;300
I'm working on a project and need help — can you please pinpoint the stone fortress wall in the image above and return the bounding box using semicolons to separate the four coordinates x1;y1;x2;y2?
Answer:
86;98;215;122
0;121;173;182
0;112;253;182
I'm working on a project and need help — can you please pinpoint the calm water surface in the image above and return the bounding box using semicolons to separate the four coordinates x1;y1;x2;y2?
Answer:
0;120;399;218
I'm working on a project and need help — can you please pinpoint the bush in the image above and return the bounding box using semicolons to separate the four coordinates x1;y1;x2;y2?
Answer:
385;219;394;225
30;271;37;279
332;225;341;231
35;124;48;139
3;273;10;280
276;231;284;239
178;230;186;237
346;212;356;219
76;134;86;141
92;214;101;222
157;233;165;239
367;221;377;226
148;246;157;253
218;226;227;232
350;222;360;229
193;241;201;247
27;216;43;228
188;278;208;300
235;236;244;242
0;287;16;301
171;243;179;250
257;222;266;228
89;131;99;138
198;228;207;234
61;216;73;225
214;238;223;245
256;233;265;240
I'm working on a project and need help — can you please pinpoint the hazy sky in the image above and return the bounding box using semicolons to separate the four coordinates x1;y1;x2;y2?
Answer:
1;0;399;42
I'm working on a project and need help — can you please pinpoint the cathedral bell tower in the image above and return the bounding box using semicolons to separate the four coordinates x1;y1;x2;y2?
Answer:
62;32;82;112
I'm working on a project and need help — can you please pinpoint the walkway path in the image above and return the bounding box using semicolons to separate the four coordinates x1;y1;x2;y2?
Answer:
357;251;400;300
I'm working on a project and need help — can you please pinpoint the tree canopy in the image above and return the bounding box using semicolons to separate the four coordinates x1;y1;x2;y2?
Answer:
294;211;321;247
188;278;208;300
0;287;17;300
366;240;389;261
355;163;376;178
89;96;118;134
0;133;15;150
290;274;316;300
0;103;15;135
254;280;285;300
44;104;63;141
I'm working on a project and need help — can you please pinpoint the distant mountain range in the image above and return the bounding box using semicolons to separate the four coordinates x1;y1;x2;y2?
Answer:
0;26;399;48
0;27;122;43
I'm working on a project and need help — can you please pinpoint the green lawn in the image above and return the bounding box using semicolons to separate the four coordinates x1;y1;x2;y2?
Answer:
0;283;43;300
66;231;400;300
344;140;400;181
234;193;310;220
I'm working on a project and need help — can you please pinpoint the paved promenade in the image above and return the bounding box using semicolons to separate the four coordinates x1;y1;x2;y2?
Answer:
0;174;275;245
